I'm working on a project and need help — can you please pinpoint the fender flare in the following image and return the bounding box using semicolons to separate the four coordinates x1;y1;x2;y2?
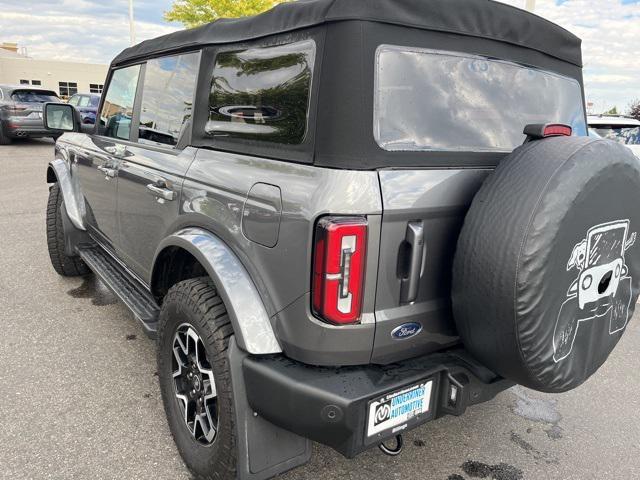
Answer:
47;158;85;231
153;228;282;355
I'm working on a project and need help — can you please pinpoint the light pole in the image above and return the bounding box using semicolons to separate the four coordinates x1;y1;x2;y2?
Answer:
129;0;136;45
525;0;536;11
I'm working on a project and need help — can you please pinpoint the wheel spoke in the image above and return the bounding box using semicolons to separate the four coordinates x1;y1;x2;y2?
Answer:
172;346;187;378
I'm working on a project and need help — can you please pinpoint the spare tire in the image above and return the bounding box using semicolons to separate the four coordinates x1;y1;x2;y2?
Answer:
453;136;640;393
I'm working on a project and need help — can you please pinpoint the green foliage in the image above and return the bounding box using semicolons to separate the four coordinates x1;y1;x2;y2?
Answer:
629;100;640;122
165;0;291;28
604;106;619;116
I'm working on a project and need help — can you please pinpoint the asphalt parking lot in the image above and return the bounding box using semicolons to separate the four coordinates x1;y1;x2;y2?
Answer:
1;138;640;480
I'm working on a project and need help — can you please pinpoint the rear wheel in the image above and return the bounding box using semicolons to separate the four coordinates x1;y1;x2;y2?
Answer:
157;278;237;480
0;123;11;145
46;183;89;276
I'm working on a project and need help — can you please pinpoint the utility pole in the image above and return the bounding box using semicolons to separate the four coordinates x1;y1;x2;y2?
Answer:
525;0;536;12
129;0;136;45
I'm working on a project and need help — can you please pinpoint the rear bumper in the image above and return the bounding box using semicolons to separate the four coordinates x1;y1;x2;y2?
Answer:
243;349;513;458
3;119;50;137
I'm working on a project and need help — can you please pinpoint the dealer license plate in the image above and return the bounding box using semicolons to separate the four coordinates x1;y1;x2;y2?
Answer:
366;380;433;437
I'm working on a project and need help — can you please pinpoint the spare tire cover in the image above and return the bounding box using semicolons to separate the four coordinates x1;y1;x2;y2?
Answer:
453;137;640;392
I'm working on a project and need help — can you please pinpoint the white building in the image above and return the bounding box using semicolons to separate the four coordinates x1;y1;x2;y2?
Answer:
0;43;108;98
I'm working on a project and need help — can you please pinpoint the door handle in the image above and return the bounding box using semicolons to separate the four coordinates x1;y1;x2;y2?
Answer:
146;182;175;201
104;144;127;156
400;221;425;305
97;165;116;178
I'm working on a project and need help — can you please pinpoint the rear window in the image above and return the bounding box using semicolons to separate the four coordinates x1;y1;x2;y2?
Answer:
592;126;640;146
206;40;316;145
11;90;59;103
374;46;587;152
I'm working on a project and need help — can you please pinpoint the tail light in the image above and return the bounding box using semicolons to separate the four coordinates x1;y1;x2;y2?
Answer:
312;216;367;325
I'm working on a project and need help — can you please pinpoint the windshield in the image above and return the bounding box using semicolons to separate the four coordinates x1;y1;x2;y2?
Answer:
11;90;59;103
588;225;627;267
592;126;640;145
374;46;587;152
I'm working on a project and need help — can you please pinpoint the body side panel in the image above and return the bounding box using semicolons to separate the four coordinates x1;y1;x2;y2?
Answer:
178;148;382;364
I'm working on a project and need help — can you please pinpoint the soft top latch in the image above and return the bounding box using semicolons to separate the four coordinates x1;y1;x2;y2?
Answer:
524;123;573;143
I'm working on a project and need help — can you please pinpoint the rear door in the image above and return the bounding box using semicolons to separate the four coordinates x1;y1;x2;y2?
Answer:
115;52;200;282
8;89;59;128
373;169;490;363
371;45;588;364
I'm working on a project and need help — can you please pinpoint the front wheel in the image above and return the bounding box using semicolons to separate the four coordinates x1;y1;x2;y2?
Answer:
157;278;237;480
46;183;89;276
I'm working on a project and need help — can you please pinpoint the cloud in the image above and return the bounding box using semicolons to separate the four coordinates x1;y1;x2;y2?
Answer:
496;0;640;112
0;0;178;64
1;0;638;112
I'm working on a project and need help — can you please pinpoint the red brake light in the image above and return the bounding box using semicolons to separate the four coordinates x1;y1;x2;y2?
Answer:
312;216;367;325
543;124;572;137
523;123;573;142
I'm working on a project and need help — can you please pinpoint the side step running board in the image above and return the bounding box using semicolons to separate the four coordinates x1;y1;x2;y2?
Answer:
77;245;160;338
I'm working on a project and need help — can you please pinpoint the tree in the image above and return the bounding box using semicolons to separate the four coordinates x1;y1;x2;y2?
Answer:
629;100;640;122
604;106;619;116
165;0;291;28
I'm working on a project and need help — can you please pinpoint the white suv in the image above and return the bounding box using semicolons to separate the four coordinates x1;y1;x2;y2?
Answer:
588;115;640;157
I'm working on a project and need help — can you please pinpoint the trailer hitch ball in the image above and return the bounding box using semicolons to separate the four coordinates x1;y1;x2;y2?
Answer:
379;434;403;456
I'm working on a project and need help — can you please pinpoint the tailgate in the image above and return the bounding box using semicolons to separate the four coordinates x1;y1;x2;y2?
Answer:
372;168;491;363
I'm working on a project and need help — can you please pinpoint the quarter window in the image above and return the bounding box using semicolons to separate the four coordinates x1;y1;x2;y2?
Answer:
99;65;141;141
206;40;315;145
138;53;199;147
59;82;78;98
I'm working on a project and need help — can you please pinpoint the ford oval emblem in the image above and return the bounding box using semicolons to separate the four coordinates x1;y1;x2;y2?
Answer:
391;322;423;340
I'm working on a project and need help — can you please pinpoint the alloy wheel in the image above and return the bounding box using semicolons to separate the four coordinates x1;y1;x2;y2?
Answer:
172;323;218;445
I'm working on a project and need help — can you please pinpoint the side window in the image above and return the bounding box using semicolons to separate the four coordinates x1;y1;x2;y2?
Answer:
99;65;141;141
206;40;316;145
68;95;79;106
138;53;199;147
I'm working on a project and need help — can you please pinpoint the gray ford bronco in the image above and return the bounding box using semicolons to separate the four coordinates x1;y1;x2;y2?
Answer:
43;1;640;479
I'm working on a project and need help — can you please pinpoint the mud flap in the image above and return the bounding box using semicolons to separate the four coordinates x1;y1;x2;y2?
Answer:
228;338;311;480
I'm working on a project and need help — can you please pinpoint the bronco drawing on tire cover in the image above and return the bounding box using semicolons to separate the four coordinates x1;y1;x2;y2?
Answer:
554;220;637;362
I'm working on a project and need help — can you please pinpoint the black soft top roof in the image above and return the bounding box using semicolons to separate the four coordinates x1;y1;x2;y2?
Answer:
113;0;582;67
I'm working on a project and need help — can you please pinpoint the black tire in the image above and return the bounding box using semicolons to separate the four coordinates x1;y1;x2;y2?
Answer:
453;137;640;393
46;183;89;276
157;278;237;480
0;123;11;145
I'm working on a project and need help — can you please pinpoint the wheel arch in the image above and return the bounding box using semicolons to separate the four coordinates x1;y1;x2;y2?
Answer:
46;158;85;231
152;228;282;355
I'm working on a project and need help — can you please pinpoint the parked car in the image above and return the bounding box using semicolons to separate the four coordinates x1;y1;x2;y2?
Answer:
41;1;640;479
0;85;62;144
588;115;640;157
67;93;101;125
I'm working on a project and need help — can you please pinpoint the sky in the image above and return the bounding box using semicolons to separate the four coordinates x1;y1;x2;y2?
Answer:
0;0;638;113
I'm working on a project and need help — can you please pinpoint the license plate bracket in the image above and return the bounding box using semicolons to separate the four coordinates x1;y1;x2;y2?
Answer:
366;378;435;440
